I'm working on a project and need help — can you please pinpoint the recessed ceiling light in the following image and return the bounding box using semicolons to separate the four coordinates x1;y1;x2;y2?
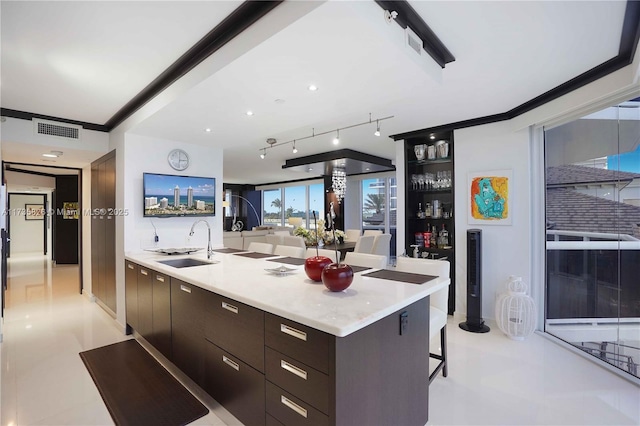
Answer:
307;167;313;172
42;153;58;158
205;128;212;133
246;111;254;116
430;134;436;140
308;85;318;91
365;168;370;171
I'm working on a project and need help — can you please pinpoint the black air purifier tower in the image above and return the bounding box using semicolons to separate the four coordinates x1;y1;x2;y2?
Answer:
459;229;490;333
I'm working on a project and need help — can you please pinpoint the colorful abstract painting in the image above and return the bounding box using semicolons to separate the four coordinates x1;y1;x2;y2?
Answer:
468;170;512;225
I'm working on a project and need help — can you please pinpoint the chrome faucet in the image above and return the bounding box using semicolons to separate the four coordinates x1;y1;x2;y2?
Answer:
189;219;213;260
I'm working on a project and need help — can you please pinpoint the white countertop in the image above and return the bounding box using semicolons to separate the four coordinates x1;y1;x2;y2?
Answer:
125;250;450;337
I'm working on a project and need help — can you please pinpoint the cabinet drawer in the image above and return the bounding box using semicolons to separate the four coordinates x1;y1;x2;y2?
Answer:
265;347;328;414
266;381;328;426
205;292;265;372
265;314;330;374
204;341;265;426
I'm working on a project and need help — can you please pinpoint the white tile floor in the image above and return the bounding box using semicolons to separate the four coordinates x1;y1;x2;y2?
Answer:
1;254;639;425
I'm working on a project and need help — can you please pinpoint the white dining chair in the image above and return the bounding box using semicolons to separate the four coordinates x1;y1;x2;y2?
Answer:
395;257;450;384
265;234;284;247
283;235;306;249
305;247;340;263
370;233;392;258
247;242;274;254
345;229;361;242
362;229;382;236
343;252;387;269
273;245;305;258
353;235;375;254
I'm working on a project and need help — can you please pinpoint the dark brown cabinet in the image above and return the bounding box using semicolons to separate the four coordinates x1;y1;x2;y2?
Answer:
405;133;456;314
204;292;265;372
125;261;138;332
91;150;116;312
264;300;429;426
137;266;153;340
150;272;172;360
171;278;205;386
203;341;266;426
127;259;431;426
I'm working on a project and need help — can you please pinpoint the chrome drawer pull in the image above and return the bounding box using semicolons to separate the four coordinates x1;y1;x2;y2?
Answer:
281;360;307;380
280;324;307;341
221;301;238;314
180;285;191;293
281;395;307;418
127;264;134;270
140;269;148;276
222;355;239;371
156;275;164;282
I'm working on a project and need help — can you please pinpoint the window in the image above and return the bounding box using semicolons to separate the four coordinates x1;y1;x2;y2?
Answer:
309;183;324;229
260;182;324;228
360;176;397;257
263;189;281;227
544;98;640;380
284;186;305;227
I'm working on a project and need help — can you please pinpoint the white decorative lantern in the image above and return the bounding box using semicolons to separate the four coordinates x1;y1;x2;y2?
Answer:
495;276;537;340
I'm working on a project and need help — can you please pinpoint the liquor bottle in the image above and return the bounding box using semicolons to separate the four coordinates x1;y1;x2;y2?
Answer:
438;224;449;248
430;226;437;248
417;203;424;219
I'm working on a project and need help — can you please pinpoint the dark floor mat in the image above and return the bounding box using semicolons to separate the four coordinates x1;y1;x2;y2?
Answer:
80;339;208;426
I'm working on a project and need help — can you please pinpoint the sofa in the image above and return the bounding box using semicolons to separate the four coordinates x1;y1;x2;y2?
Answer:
223;227;294;250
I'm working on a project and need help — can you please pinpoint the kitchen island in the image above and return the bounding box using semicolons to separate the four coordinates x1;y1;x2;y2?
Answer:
125;250;449;426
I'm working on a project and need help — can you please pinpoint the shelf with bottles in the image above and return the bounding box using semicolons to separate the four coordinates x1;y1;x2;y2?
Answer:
411;223;451;252
406;246;453;261
411;201;453;221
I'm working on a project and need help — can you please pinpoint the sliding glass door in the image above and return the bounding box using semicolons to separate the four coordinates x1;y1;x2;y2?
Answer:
544;98;640;379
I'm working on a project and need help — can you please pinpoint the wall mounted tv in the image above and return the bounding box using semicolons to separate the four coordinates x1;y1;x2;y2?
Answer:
143;172;215;217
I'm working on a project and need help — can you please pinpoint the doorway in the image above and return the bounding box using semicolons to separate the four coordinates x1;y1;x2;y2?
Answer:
3;163;83;292
7;193;47;257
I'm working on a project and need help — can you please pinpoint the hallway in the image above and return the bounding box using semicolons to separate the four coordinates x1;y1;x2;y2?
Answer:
1;254;639;425
0;254;127;425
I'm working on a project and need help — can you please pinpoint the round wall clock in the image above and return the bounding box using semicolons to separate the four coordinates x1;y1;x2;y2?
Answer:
168;149;190;171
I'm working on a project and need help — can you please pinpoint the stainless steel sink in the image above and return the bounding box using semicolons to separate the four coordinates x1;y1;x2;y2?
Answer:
157;258;214;268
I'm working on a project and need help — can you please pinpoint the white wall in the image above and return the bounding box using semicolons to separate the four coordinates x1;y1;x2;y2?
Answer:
8;194;47;254
123;134;223;251
455;122;532;322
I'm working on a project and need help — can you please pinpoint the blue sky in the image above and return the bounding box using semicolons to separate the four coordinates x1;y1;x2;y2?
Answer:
608;145;640;173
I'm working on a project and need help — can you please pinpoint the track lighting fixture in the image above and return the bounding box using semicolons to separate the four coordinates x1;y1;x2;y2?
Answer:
257;113;394;156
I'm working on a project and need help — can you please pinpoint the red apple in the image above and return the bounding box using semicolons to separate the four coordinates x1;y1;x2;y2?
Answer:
305;256;332;282
321;263;354;292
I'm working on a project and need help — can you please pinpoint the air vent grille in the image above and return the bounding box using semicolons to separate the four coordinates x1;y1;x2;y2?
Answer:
405;27;422;55
33;118;82;140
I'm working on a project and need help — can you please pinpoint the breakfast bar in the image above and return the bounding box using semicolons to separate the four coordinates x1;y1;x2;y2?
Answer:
125;249;449;426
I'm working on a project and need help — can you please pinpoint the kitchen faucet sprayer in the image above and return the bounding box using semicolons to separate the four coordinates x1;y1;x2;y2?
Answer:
189;219;213;259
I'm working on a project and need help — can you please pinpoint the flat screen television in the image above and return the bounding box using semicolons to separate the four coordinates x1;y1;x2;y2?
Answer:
143;172;215;217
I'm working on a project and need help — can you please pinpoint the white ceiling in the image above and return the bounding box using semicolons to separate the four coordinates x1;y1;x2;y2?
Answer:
0;1;628;185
